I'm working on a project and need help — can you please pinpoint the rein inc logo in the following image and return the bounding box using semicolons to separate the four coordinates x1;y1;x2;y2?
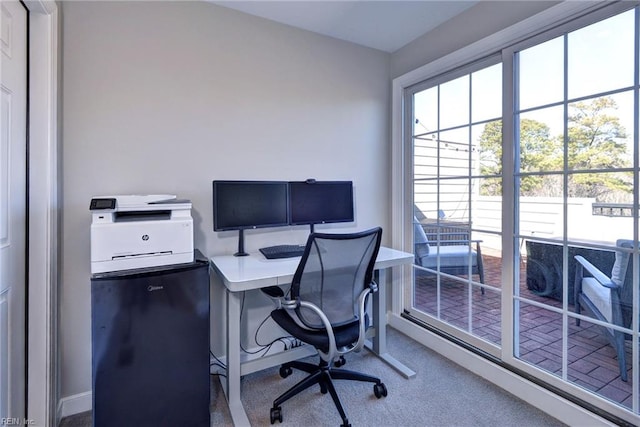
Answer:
1;419;35;426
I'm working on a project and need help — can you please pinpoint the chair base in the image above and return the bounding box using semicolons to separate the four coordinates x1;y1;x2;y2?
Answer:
270;359;387;427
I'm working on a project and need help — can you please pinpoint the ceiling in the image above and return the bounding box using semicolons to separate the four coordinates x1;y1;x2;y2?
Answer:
210;1;479;53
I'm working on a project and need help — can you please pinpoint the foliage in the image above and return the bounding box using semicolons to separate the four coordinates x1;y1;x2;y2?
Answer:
566;97;631;200
478;96;632;200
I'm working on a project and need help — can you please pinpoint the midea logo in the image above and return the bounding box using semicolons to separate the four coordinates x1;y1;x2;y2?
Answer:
147;285;164;292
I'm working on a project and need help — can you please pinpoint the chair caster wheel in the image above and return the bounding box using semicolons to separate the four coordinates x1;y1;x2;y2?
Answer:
270;406;283;424
374;382;387;398
340;420;351;427
334;356;346;367
320;383;328;394
279;366;292;378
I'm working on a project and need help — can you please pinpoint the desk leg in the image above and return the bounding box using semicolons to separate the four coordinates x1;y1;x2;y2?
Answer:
224;290;251;426
367;268;416;379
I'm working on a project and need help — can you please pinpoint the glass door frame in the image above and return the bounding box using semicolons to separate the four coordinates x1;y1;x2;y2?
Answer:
402;53;504;358
390;1;640;423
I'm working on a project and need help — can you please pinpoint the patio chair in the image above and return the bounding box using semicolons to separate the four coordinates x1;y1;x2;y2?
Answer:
574;239;635;382
413;217;485;291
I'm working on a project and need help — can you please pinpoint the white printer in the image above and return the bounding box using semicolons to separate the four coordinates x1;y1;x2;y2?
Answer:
90;194;194;274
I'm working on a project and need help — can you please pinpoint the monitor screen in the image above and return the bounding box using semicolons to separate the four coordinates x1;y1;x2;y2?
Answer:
212;181;289;231
289;181;354;226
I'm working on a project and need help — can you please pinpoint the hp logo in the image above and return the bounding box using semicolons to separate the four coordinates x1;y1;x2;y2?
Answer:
142;234;149;241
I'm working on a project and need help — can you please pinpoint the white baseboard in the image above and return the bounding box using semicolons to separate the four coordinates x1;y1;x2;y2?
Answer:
59;390;92;419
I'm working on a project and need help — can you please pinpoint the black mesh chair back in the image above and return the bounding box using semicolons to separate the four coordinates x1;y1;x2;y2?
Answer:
291;228;381;330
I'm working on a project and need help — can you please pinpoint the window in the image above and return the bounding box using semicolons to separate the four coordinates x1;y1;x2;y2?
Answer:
406;58;504;354
395;3;640;423
511;8;638;413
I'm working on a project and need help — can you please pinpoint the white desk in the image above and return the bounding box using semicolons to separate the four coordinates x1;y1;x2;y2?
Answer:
210;246;415;426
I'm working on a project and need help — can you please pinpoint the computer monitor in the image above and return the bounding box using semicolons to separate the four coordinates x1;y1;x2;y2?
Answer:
289;180;354;232
212;180;289;256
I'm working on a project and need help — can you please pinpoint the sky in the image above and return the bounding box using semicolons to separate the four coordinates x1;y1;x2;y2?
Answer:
414;8;636;146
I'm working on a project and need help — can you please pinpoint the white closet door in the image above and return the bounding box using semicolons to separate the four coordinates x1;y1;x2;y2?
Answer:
0;0;27;419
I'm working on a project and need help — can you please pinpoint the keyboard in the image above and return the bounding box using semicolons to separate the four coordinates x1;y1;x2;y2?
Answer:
259;244;306;259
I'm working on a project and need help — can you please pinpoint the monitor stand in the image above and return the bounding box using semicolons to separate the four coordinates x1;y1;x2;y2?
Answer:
234;229;249;257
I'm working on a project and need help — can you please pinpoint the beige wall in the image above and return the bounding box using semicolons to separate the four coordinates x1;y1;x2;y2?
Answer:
61;0;390;400
59;0;561;412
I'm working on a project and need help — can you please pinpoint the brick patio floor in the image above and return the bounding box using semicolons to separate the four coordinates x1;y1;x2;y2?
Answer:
413;254;635;410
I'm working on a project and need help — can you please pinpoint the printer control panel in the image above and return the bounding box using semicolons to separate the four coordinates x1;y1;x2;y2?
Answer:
90;198;116;210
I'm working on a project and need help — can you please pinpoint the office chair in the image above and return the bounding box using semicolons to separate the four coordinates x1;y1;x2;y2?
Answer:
574;239;636;381
267;227;387;427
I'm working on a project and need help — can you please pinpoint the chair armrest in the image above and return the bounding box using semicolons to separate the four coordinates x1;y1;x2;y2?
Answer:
279;283;376;362
281;298;298;310
294;300;338;362
353;282;377;353
278;297;339;361
574;255;618;289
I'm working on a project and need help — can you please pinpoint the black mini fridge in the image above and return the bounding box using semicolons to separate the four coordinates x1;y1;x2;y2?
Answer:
91;250;210;427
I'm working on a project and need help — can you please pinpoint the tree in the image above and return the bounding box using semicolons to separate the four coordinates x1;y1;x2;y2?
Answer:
478;119;554;196
477;96;632;201
478;120;502;195
566;97;632;201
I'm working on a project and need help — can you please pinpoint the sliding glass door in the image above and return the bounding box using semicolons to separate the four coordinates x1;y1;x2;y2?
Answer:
400;2;640;420
405;57;504;355
509;8;639;413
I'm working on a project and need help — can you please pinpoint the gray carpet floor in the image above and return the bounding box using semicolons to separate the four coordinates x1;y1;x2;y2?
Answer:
60;327;566;426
